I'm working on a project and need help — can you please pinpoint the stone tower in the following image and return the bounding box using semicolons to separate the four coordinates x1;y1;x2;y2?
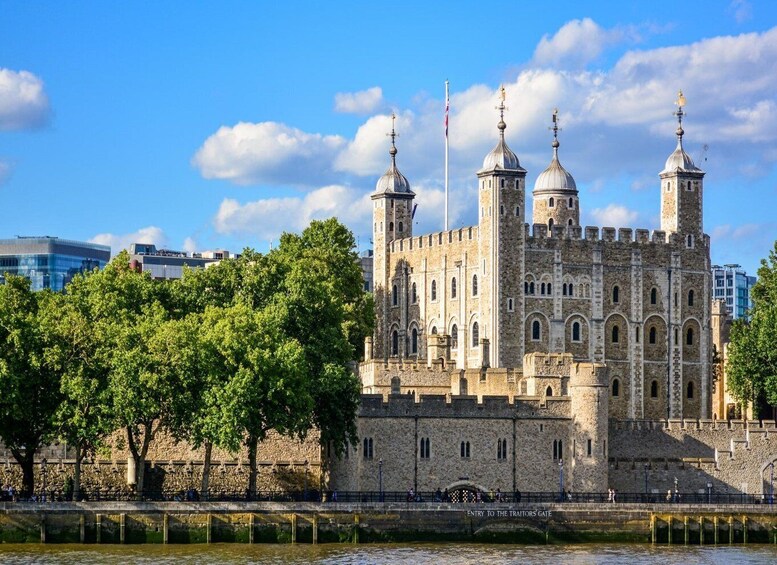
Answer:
660;92;705;245
532;110;579;230
476;86;527;367
371;114;415;359
569;361;609;493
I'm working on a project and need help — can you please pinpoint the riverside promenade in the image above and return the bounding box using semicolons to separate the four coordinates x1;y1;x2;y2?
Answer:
1;501;776;545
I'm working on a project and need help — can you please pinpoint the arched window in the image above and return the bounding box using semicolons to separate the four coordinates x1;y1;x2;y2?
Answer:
549;197;555;208
612;378;620;397
635;326;640;343
568;197;573;208
649;326;657;344
532;320;541;340
546;385;553;397
524;281;529;293
529;282;535;295
686;327;694;346
650;380;658;398
687;234;694;248
451;277;457;299
612;325;620;344
568;218;573;226
541;282;546;295
389;221;394;232
431;280;437;301
568;283;574;296
451;324;458;349
411;282;417;304
650;288;657;305
688;290;694;307
687;381;694;399
431;326;438;335
472;275;478;296
548;218;554;230
562;283;567;296
547;283;552;294
572;321;581;342
411;328;418;354
392;284;398;306
507;298;514;311
398;221;403;233
471;322;479;347
515;206;520;216
612;285;620;304
391;330;399;356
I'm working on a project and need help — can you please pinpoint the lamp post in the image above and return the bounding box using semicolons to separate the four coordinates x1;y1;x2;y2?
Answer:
378;459;383;502
674;477;678;503
770;462;774;504
644;463;649;495
41;458;47;503
707;482;712;504
558;459;564;501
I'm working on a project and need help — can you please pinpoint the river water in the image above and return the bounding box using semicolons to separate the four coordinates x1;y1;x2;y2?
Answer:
0;544;775;564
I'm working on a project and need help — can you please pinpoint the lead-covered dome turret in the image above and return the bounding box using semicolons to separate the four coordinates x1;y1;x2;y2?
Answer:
374;115;414;196
533;138;577;193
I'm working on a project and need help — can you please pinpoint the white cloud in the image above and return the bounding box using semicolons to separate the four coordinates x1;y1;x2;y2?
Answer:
589;204;639;227
0;68;50;131
0;160;11;185
182;237;198;255
334;87;383;114
191;122;347;186
730;0;753;24
214;185;372;241
89;226;168;255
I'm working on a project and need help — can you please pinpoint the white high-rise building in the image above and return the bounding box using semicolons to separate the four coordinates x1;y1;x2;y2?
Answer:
711;264;756;320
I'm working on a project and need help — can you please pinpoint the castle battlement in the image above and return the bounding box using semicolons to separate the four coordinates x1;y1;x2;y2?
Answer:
389;225;479;254
523;223;688;247
357;392;571;418
610;418;777;431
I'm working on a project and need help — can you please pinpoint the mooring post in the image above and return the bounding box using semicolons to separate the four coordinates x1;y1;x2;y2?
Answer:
684;516;689;545
96;514;102;544
312;514;318;545
163;513;169;544
699;516;704;545
728;516;733;545
249;514;254;544
713;516;718;545
291;514;297;544
120;513;126;544
668;515;673;545
742;515;747;544
40;514;46;544
206;513;212;544
353;514;359;544
650;514;656;544
80;514;85;543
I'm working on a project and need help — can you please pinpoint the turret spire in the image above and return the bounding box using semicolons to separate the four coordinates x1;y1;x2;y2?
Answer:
387;111;399;164
550;108;561;155
674;90;686;147
496;84;507;138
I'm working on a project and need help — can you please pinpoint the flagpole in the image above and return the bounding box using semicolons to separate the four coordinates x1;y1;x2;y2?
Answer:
444;80;449;231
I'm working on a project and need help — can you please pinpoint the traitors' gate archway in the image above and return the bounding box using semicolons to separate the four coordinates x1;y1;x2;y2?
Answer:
445;481;489;503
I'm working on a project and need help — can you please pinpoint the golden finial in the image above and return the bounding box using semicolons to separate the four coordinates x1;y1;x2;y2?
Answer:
386;112;399;161
675;90;686;108
500;84;506;103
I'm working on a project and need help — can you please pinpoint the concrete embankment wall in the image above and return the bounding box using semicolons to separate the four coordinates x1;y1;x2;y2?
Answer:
2;502;777;544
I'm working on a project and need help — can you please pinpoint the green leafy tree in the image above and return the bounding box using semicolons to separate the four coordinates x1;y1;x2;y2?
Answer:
0;277;63;497
727;241;777;417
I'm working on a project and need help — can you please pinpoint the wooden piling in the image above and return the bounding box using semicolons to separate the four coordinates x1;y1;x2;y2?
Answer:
96;514;102;544
291;514;297;544
668;515;673;545
684;516;689;545
163;513;169;544
206;513;212;544
728;516;733;544
120;513;126;544
249;514;254;544
312;515;318;545
80;514;85;543
40;514;46;544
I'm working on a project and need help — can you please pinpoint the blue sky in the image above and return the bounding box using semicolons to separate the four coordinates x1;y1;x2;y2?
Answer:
1;0;776;274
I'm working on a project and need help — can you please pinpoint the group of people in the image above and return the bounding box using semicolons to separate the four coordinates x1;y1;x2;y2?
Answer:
0;484;15;501
607;488;618;503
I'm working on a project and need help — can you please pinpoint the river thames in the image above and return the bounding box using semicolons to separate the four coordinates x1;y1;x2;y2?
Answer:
0;543;775;564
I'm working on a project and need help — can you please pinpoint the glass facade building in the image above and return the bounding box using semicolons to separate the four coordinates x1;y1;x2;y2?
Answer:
0;236;110;291
711;264;756;320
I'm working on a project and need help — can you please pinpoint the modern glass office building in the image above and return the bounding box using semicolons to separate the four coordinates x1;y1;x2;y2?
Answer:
0;236;111;291
711;264;756;320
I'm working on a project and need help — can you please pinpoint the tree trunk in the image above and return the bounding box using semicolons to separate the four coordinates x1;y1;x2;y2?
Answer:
127;423;154;500
247;436;258;501
201;441;212;501
11;449;35;499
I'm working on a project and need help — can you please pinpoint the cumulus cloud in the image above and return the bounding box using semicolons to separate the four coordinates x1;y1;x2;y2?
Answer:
589;204;640;227
182;237;198;255
192;122;347;186
730;0;753;24
89;226;168;255
0;68;50;130
214;185;372;241
193;20;777;217
334;87;383;114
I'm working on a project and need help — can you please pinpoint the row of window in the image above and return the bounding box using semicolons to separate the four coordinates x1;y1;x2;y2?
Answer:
547;197;575;209
397;276;480;306
611;378;695;400
530;319;696;346
389;322;481;355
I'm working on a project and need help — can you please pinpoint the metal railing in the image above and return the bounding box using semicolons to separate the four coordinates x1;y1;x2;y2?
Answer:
5;489;774;505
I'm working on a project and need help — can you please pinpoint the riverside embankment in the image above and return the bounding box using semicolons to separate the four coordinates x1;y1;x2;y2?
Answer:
2;501;777;545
